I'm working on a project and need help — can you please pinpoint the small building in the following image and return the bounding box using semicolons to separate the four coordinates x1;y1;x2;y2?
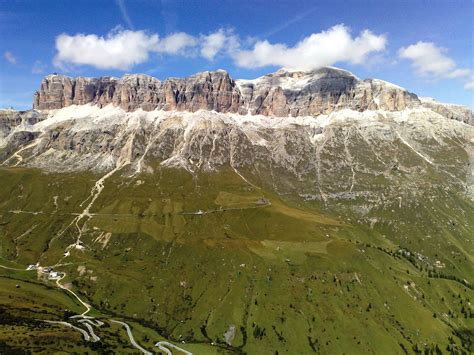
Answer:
255;198;269;205
48;271;60;279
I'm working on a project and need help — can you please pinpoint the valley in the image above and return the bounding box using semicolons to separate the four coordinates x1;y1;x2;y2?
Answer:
0;162;472;353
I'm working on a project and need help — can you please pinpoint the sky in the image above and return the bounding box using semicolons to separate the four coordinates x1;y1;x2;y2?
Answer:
0;0;473;110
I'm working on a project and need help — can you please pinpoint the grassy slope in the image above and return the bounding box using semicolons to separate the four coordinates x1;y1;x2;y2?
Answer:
0;166;472;354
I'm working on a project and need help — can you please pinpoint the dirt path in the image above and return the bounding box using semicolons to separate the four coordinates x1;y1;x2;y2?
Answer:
0;264;30;271
181;201;271;215
1;140;40;167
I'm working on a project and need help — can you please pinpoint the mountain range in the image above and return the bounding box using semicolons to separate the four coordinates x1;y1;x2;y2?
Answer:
0;67;472;354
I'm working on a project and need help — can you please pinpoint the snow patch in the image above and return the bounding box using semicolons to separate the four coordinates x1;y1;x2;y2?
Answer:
32;104;471;137
371;79;406;91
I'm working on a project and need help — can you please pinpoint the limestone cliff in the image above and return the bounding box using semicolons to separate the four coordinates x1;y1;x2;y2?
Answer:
34;67;456;119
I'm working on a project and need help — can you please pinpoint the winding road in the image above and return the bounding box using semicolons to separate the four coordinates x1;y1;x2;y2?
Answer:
52;272;92;316
110;320;153;354
1;159;195;353
155;341;193;355
42;320;93;341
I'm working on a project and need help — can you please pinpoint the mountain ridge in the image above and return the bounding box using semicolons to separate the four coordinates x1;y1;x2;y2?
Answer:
32;67;473;124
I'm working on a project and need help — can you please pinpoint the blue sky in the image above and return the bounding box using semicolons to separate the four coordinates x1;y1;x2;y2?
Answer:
1;0;472;109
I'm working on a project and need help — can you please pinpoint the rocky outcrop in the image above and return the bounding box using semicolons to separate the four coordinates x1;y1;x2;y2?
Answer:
419;97;474;125
32;67;422;115
33;75;119;110
34;70;243;114
0;109;45;148
0;110;22;140
236;68;421;116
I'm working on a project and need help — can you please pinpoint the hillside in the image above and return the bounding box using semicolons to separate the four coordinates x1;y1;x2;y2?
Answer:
0;67;473;354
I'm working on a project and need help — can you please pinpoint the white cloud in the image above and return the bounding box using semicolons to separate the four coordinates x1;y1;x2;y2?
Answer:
32;60;46;74
54;29;160;70
444;68;472;79
157;32;197;55
399;41;471;79
233;24;386;70
399;42;454;77
464;80;474;91
52;25;388;72
200;29;239;60
53;28;241;70
4;51;17;65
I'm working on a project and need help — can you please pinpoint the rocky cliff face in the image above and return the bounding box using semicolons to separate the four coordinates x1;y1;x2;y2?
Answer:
235;68;422;116
419;97;474;124
34;67;469;120
33;70;243;114
0;109;45;148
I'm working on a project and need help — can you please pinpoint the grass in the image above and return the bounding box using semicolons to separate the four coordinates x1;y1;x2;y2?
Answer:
0;165;472;353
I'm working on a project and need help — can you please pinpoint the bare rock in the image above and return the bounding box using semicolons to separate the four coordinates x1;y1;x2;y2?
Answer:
31;67;471;124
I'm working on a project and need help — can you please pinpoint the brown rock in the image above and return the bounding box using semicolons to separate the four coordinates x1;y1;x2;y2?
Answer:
32;67;471;123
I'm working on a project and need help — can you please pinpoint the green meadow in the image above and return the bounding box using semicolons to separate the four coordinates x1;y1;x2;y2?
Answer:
0;166;472;354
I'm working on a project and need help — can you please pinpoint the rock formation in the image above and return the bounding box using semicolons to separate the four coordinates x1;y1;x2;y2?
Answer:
33;70;243;114
32;67;473;123
32;67;473;122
